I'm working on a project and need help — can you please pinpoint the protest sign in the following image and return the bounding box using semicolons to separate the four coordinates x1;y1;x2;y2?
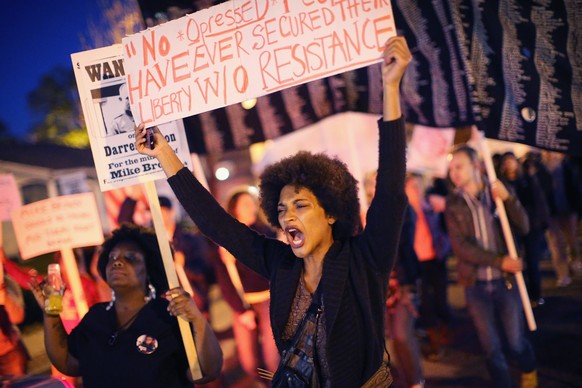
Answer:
0;174;21;222
11;193;99;319
122;0;396;126
71;45;192;192
11;193;104;261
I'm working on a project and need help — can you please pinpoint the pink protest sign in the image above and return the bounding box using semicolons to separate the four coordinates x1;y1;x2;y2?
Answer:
11;193;104;260
0;174;21;222
122;0;395;126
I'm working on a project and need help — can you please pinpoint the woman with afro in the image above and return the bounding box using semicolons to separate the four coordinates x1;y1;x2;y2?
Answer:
135;36;411;387
29;223;223;387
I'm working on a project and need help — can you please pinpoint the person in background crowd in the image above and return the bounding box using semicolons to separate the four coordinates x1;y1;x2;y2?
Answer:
492;153;503;177
500;151;550;306
385;206;424;388
365;171;424;388
157;196;216;318
0;247;28;378
540;151;582;287
58;248;102;331
1;245;45;293
445;145;537;388
119;193;216;317
89;245;112;304
135;36;411;387
214;190;279;385
405;174;452;360
116;185;152;228
571;156;582;218
29;223;223;387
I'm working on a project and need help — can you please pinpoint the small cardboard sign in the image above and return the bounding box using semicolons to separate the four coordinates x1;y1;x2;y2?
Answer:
0;174;22;222
11;193;104;260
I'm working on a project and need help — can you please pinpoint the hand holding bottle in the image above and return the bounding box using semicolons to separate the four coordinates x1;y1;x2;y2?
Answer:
29;263;65;316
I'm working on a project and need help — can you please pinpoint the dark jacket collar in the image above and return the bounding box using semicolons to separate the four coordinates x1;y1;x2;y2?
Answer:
271;240;349;347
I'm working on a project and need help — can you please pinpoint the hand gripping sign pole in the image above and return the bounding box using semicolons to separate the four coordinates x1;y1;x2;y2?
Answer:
477;132;537;331
144;181;203;380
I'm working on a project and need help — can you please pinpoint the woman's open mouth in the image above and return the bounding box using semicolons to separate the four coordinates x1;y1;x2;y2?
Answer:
285;227;305;249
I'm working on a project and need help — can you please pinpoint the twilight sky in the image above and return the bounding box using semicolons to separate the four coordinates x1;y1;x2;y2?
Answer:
0;1;115;140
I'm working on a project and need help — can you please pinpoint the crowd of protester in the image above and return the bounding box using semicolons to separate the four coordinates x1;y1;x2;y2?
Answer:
1;146;581;388
2;39;582;384
2;147;582;388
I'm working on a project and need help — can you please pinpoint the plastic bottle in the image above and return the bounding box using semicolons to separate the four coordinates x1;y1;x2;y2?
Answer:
44;263;64;315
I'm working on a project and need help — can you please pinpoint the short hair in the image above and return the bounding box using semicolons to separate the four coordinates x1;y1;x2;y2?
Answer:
425;177;449;197
405;171;423;183
500;151;517;161
97;223;169;294
226;191;253;217
449;144;479;163
259;151;360;240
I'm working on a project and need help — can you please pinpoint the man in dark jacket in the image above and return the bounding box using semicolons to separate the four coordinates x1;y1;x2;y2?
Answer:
445;145;536;388
540;151;582;286
499;151;550;306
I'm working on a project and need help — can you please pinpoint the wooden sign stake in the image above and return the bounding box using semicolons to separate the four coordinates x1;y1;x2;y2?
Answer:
477;132;537;331
144;181;203;379
60;247;89;318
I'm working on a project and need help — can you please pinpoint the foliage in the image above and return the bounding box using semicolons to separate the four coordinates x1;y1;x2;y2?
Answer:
27;67;87;147
28;0;143;148
0;119;16;143
82;0;143;49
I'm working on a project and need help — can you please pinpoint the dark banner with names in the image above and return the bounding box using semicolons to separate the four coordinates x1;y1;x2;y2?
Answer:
393;0;582;156
138;0;582;157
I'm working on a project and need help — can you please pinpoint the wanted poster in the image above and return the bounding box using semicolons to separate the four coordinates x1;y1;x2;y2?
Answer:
71;45;191;191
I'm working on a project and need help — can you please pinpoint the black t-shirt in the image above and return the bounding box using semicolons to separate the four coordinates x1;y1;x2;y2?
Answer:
68;298;191;387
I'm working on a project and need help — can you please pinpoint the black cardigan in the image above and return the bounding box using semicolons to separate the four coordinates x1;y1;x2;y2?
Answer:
168;117;407;386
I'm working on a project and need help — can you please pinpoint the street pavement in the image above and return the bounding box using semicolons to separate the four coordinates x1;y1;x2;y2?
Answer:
418;257;582;388
13;257;582;387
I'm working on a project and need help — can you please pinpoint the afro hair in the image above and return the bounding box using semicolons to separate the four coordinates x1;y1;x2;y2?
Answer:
259;151;360;240
98;223;169;295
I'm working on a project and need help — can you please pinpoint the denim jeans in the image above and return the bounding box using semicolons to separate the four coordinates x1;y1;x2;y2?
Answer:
419;259;451;328
465;279;536;388
386;289;424;387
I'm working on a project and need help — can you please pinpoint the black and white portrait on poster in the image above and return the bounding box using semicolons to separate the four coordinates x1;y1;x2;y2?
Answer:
92;82;135;137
